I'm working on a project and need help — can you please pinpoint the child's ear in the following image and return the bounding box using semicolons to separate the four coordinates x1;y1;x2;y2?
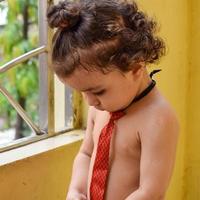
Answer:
131;62;145;77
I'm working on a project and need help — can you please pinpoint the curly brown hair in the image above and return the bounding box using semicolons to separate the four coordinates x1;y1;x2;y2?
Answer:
47;0;165;78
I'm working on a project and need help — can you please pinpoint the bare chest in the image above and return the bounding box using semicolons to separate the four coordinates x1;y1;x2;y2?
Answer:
88;114;142;200
92;114;141;161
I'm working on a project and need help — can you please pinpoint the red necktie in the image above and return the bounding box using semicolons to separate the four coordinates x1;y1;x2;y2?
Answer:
90;111;125;200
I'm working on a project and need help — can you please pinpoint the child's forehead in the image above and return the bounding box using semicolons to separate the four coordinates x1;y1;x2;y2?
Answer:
69;67;123;80
61;67;127;90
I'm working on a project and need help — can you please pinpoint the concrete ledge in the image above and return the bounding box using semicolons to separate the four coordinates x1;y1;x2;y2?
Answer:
0;130;84;166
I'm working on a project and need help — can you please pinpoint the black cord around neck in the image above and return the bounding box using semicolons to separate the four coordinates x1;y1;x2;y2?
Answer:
132;79;156;103
123;69;162;110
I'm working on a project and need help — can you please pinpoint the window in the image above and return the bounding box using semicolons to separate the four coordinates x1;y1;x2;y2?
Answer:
0;0;82;152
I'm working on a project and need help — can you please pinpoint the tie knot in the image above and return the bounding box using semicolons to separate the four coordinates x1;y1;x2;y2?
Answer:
110;111;125;121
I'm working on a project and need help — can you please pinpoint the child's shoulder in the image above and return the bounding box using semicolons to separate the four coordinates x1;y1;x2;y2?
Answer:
136;93;180;140
150;94;179;126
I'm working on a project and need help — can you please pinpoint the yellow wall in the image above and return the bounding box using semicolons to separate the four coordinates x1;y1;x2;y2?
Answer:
0;141;81;200
137;1;189;199
139;0;200;199
0;0;199;200
184;0;200;199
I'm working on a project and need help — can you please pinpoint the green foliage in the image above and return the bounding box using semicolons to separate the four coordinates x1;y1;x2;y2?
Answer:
0;0;39;133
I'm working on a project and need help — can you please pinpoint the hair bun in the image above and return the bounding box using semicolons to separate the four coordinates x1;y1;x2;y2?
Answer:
47;1;81;29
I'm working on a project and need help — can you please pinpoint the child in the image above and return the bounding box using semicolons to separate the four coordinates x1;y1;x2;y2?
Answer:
47;0;180;199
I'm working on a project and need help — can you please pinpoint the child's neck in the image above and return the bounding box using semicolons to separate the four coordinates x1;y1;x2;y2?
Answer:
136;69;153;97
125;69;159;113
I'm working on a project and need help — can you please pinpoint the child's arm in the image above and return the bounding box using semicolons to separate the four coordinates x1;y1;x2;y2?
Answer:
66;106;95;200
125;110;180;200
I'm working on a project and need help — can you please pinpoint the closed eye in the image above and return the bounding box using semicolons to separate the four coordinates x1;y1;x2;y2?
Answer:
93;90;106;96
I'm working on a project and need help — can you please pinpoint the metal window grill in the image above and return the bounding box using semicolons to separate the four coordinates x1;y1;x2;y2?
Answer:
0;46;47;135
0;0;53;136
0;0;82;152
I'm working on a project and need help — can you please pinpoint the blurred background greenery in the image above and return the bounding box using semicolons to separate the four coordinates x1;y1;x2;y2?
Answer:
0;0;39;140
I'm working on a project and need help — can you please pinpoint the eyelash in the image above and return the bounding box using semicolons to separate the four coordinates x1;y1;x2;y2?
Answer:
93;90;106;96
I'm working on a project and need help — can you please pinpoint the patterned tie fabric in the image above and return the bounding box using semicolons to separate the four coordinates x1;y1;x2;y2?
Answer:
90;111;125;200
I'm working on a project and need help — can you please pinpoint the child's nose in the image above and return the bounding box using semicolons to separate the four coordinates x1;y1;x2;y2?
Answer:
82;92;100;106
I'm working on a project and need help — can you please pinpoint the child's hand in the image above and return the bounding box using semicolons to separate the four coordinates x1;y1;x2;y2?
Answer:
66;190;87;200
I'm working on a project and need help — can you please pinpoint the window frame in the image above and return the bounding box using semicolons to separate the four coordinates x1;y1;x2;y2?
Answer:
0;0;83;153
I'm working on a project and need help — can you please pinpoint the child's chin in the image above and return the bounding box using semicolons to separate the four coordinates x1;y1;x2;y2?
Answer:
95;106;105;111
95;106;119;113
95;106;121;112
